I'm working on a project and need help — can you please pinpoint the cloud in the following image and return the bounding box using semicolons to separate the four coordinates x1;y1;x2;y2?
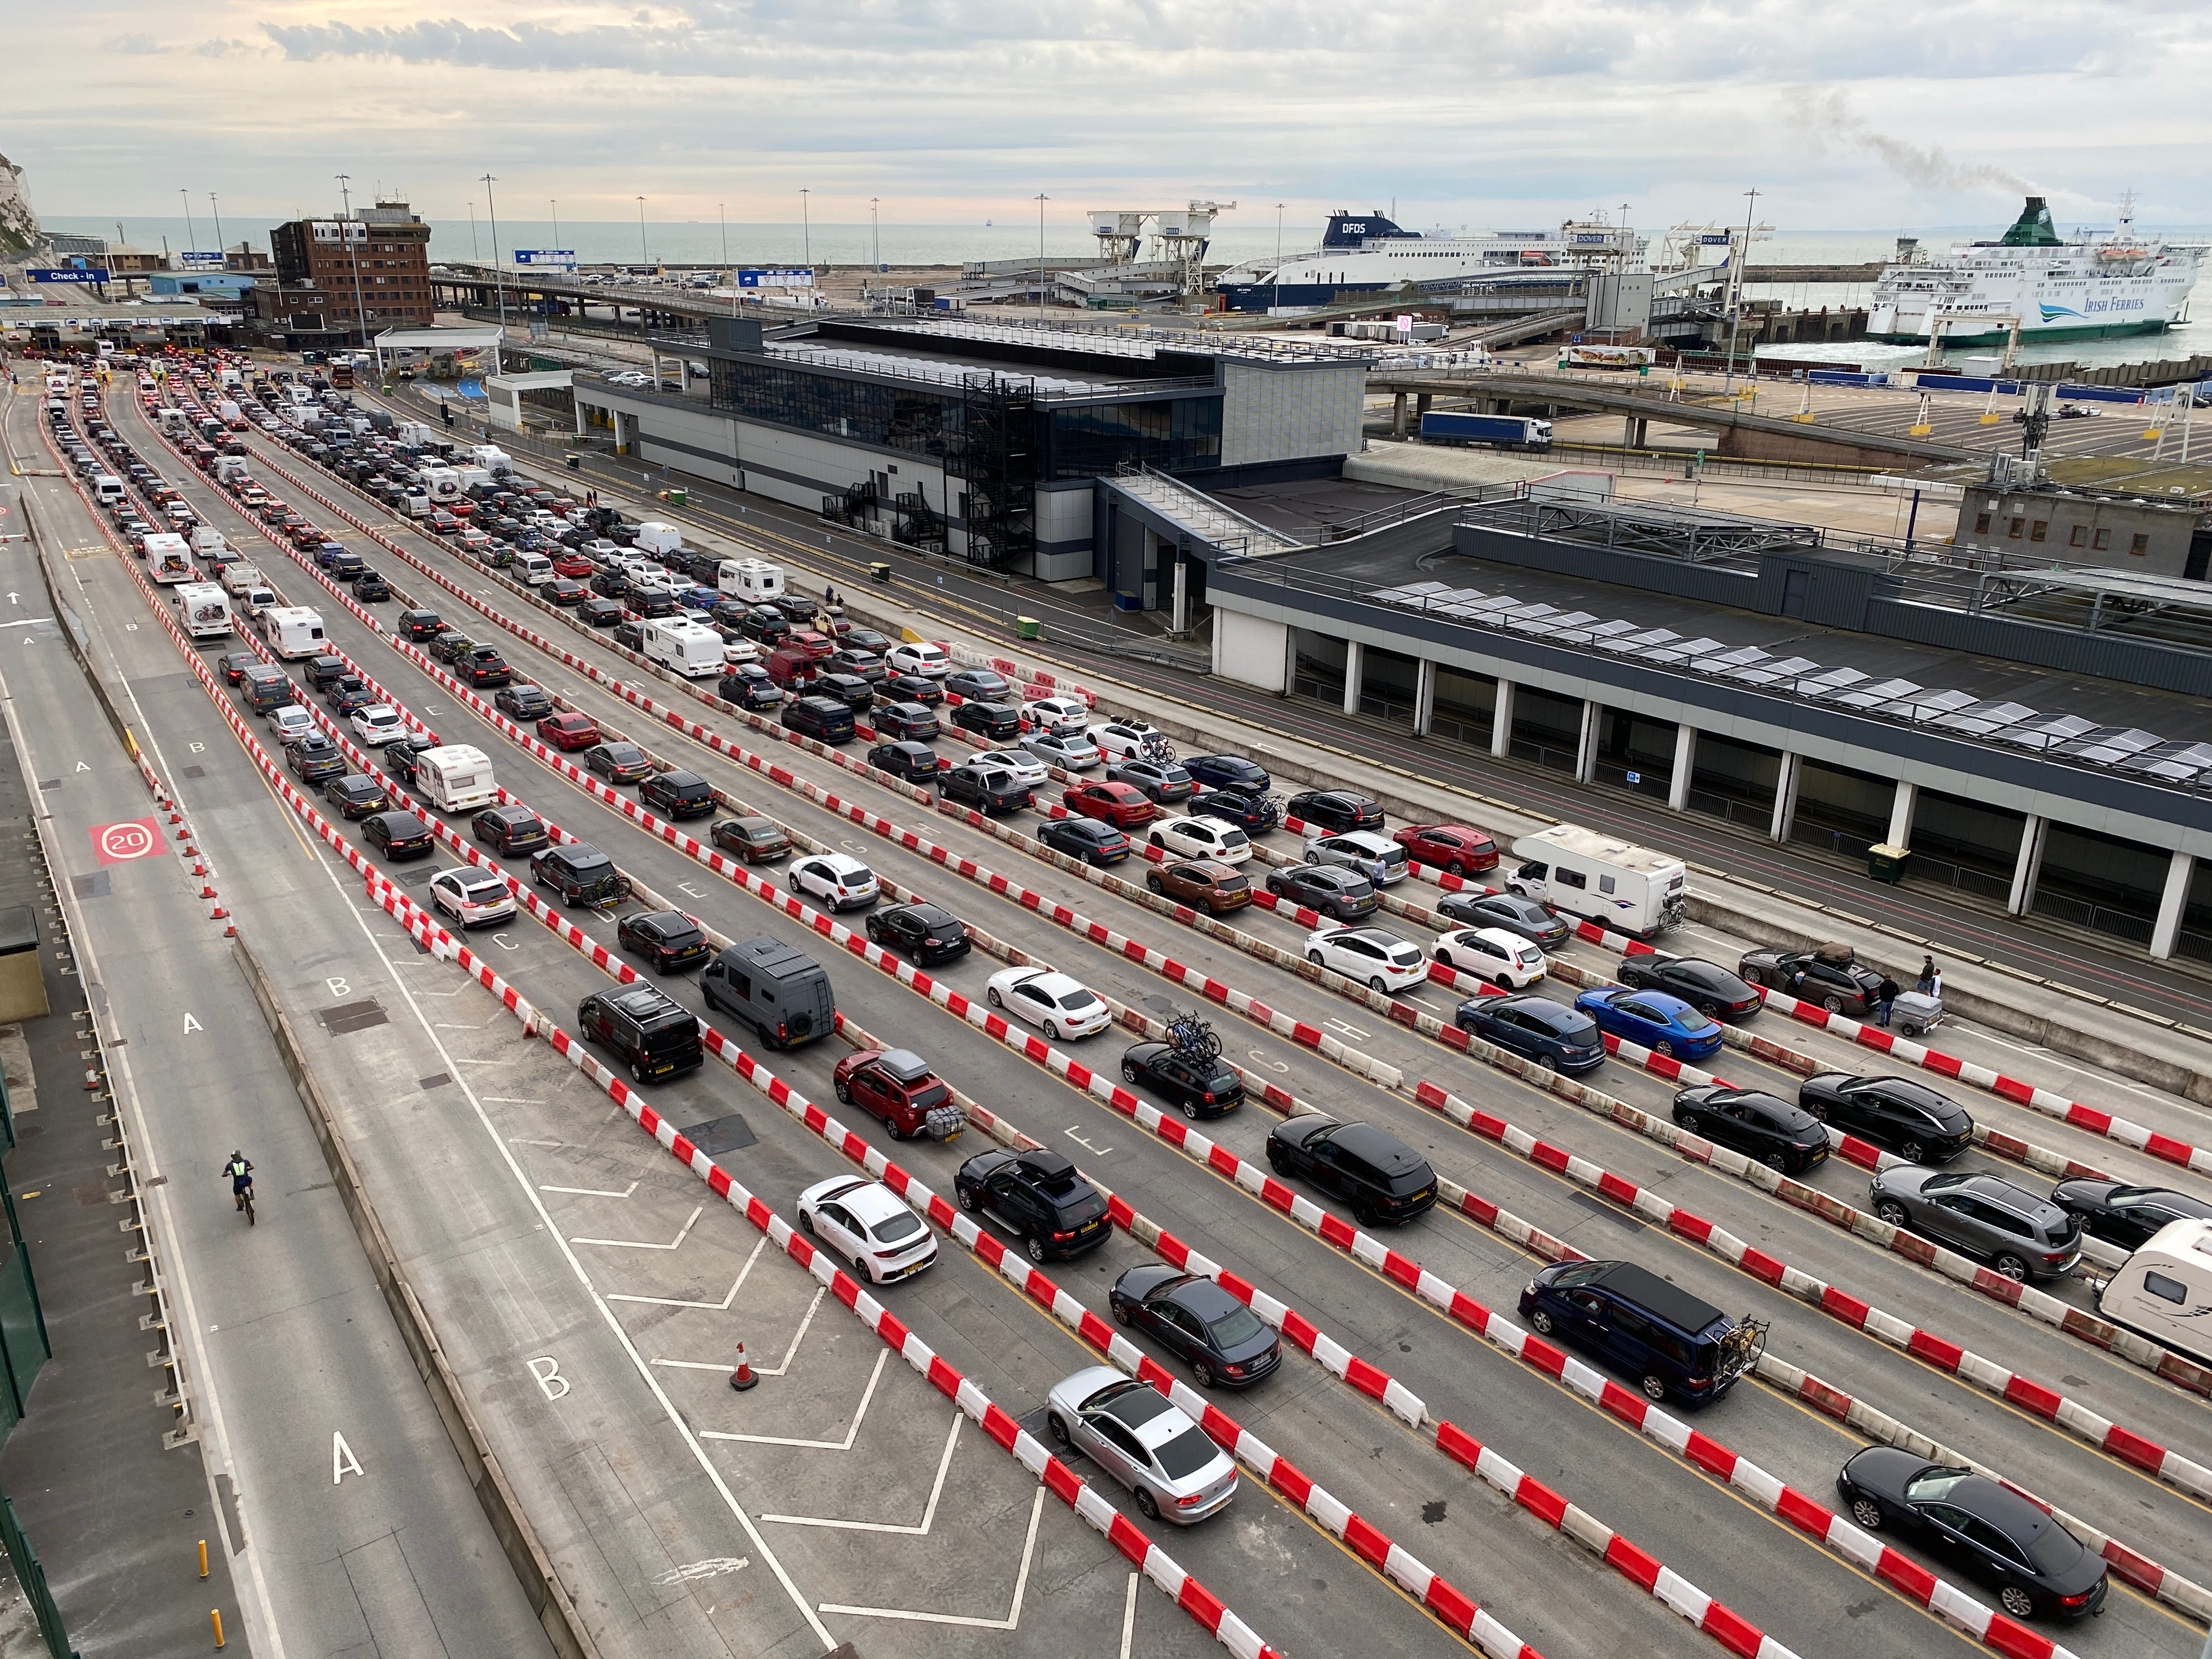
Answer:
113;32;161;54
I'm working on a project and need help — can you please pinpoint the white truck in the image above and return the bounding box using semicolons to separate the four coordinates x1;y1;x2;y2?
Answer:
413;745;499;813
173;583;232;641
640;618;725;679
1504;824;1687;937
145;532;195;584
632;521;685;559
259;605;328;660
717;558;785;603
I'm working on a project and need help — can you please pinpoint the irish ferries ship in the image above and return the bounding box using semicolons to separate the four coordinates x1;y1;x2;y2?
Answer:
1868;196;2203;345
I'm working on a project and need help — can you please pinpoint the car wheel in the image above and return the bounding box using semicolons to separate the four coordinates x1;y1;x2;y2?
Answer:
629;1062;647;1085
1998;1586;2034;1620
1149;833;1164;848
1046;1412;1071;1446
1653;1040;1674;1058
1538;1053;1558;1072
1147;874;1164;894
958;1186;978;1214
1875;1199;1909;1227
1369;976;1390;995
1849;1497;1882;1531
1530;1308;1556;1336
1121;1062;1141;1084
834;1079;852;1103
1822;995;1845;1014
1899;1138;1931;1164
854;1254;871;1282
1110;1299;1131;1327
1640;1374;1667;1402
1192;1360;1215;1389
1993;1252;2031;1283
1698;1000;1722;1019
799;1210;816;1235
1678;1110;1702;1135
1446;860;1467;877
1181;1101;1200;1120
1762;1152;1787;1172
1025;1235;1047;1263
1135;1488;1160;1521
987;986;1003;1008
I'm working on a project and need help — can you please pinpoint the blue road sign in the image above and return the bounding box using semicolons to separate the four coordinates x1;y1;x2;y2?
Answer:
27;268;108;284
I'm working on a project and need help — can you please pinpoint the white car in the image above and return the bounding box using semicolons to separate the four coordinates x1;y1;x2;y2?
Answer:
428;866;517;928
798;1176;939;1284
721;638;760;666
351;704;404;744
985;965;1111;1041
1146;815;1252;865
1023;696;1089;736
1431;926;1547;989
1305;830;1409;885
787;851;879;911
266;704;315;742
1304;927;1429;994
1086;717;1165;761
1046;1367;1238;1524
971;750;1048;791
886;641;951;678
1020;729;1101;771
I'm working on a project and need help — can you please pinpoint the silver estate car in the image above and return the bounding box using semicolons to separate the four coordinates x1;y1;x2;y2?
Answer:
1045;1367;1238;1523
1869;1167;2082;1282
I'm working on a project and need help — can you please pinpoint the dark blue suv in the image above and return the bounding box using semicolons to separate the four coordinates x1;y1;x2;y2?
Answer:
1455;992;1606;1074
1189;785;1280;835
1520;1260;1763;1406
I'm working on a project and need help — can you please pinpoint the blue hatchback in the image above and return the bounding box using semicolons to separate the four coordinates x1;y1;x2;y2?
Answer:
1574;986;1724;1060
1454;993;1607;1074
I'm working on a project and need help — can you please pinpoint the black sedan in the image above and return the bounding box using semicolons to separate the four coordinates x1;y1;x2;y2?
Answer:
882;672;943;706
1436;890;1572;950
544;578;589;607
361;810;435;860
578;596;624;627
1265;1116;1436;1226
2047;1179;2212;1250
321;774;390;819
1798;1073;1973;1164
1836;1449;2107;1621
1615;956;1764;1022
1036;817;1130;866
218;652;258;685
864;901;970;964
868;741;944;783
616;909;713;973
1671;1085;1830;1175
638;769;716;820
1286;789;1383;834
584;742;655;785
473;804;551;855
494;682;556;720
874;701;940;742
353;572;393;602
1184;753;1270;795
1109;1266;1280;1389
1120;1041;1243;1119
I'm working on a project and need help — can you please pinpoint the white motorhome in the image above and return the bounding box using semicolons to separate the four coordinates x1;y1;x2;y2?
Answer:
145;532;194;584
717;558;785;603
419;465;463;501
219;563;264;597
2096;1218;2212;1366
413;744;499;813
466;445;514;476
631;521;684;558
92;473;126;506
259;605;328;660
213;456;250;484
157;408;191;437
1504;824;1686;936
640;618;724;679
172;583;232;641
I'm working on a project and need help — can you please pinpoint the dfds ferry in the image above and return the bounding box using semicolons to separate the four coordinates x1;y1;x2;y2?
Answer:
1214;211;1622;313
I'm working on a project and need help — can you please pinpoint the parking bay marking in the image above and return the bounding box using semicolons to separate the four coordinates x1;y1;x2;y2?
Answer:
627;1235;773;1317
816;1485;1043;1629
569;1204;703;1251
760;1412;961;1534
700;1347;888;1451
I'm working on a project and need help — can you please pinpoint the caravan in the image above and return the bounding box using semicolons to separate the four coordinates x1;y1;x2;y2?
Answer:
259;606;328;660
413;745;499;813
172;583;233;641
641;619;725;679
2096;1218;2212;1366
1504;825;1687;937
717;558;786;604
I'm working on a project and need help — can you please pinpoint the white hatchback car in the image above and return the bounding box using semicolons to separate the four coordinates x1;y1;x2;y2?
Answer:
1431;926;1547;989
798;1175;939;1284
1304;927;1429;994
1023;696;1089;736
985;965;1111;1041
887;641;951;678
351;704;404;744
1086;716;1166;760
428;866;517;928
786;852;880;911
1020;729;1101;771
970;750;1049;791
266;704;315;742
1146;815;1252;865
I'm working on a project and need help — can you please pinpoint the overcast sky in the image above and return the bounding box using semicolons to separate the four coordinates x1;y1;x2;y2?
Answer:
13;1;2210;233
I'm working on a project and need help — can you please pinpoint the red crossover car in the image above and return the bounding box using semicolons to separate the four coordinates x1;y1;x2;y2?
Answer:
1392;822;1500;876
833;1048;962;1142
1062;780;1158;830
538;711;602;751
552;552;596;578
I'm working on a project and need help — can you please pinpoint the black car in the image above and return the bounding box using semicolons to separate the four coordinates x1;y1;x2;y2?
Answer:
460;646;514;688
2046;1179;2212;1250
1798;1073;1973;1164
951;699;1023;741
577;984;703;1083
531;842;628;905
865;901;971;964
321;673;369;710
1836;1449;2107;1621
1436;890;1572;949
321;774;390;818
882;672;942;706
545;578;589;607
472;803;550;855
945;668;1011;702
868;741;944;782
381;732;438;785
494;682;555;720
361;810;435;860
1109;1265;1280;1389
429;633;477;666
1671;1085;1831;1175
1120;1041;1243;1120
940;763;1032;815
1105;758;1195;804
741;608;792;646
825;647;887;684
1454;993;1607;1075
285;732;348;785
589;569;631;601
584;742;656;785
1286;789;1384;834
1615;957;1764;1022
328;551;366;581
1187;786;1280;836
306;654;351;690
353;571;392;602
718;665;785;711
1037;817;1130;866
397;609;445;643
639;768;716;819
1265;1116;1437;1226
579;596;624;627
1739;943;1884;1015
611;620;646;653
953;1148;1110;1262
709;816;791;864
218;651;258;685
873;701;940;742
1184;754;1271;795
633;590;679;619
616;909;714;973
814;672;874;713
782;695;856;744
1263;862;1378;921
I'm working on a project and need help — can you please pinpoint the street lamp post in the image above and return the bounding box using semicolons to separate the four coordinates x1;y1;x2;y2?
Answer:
871;197;880;272
636;196;648;267
336;173;370;351
1273;202;1284;316
719;203;736;315
1722;187;1760;394
550;199;560;251
180;188;197;256
210;193;225;269
1035;193;1049;321
800;189;810;269
483;174;509;336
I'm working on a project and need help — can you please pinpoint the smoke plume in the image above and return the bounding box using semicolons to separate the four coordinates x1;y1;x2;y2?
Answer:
1792;89;2033;193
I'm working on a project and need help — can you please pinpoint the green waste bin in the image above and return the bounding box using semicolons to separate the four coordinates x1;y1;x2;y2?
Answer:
1016;617;1041;641
1867;843;1910;884
869;562;892;583
667;487;687;506
565;454;582;470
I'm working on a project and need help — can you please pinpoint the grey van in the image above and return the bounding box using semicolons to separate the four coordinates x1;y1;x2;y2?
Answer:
701;935;836;1050
240;664;295;713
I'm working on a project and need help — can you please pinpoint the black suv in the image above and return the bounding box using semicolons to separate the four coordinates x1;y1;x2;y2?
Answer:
864;901;970;964
873;701;939;743
639;769;716;820
286;732;349;786
782;695;855;744
950;699;1022;742
941;764;1032;815
531;842;629;905
472;803;550;855
616;909;714;974
867;741;943;783
1264;862;1378;920
577;984;703;1083
1798;1073;1974;1164
1265;1116;1437;1226
953;1149;1110;1262
1286;790;1384;834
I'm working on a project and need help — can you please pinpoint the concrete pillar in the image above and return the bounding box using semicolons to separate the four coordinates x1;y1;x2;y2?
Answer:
1491;679;1515;758
2007;815;2047;916
1770;751;1803;842
1668;724;1697;810
1341;640;1363;716
2150;849;2194;960
1170;557;1189;636
1392;392;1408;437
1574;698;1600;783
1417;393;1433;421
1413;659;1436;737
1886;781;1918;850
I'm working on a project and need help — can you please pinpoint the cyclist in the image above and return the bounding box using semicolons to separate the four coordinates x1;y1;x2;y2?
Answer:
224;1152;255;1211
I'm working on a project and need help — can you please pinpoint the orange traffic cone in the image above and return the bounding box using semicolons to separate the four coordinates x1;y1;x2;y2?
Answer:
729;1342;758;1392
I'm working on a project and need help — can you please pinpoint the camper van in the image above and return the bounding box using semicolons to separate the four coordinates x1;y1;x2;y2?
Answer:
92;473;127;506
717;558;786;604
2096;1218;2212;1366
214;455;250;485
145;532;195;584
641;618;725;679
466;445;513;476
419;465;463;501
191;526;228;558
172;583;232;641
219;563;264;597
259;605;328;660
158;408;191;437
631;521;685;559
413;744;499;814
1504;824;1687;937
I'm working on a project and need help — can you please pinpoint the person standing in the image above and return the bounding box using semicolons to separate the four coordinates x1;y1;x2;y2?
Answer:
1876;974;1900;1029
1915;955;1937;996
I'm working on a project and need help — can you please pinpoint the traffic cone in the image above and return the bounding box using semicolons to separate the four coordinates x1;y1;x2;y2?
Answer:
728;1342;758;1391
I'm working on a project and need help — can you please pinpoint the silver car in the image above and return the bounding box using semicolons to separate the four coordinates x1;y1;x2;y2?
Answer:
1045;1367;1238;1523
1020;729;1101;771
1305;830;1409;885
1868;1168;2082;1282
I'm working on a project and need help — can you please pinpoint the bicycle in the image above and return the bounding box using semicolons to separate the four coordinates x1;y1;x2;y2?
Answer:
238;1184;255;1226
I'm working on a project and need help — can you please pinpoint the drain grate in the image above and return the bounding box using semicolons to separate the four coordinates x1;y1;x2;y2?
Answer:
680;1114;757;1156
182;766;206;781
71;871;110;900
317;999;390;1036
36;780;59;792
418;1073;452;1091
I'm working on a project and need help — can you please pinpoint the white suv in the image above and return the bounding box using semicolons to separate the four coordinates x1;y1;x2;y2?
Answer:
1304;927;1429;994
1146;815;1252;865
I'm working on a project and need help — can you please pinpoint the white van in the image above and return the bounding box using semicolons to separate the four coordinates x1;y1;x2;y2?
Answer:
1504;824;1687;937
259;605;327;660
515;552;555;585
717;557;785;603
92;473;126;506
632;521;684;558
173;583;232;641
219;563;264;597
413;744;499;813
640;618;724;679
2096;1218;2212;1365
191;526;228;557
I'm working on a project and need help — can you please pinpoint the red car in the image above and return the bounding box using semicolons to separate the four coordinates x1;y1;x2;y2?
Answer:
538;711;601;751
552;551;596;578
1392;822;1500;876
1063;780;1158;830
787;629;836;660
833;1048;960;1141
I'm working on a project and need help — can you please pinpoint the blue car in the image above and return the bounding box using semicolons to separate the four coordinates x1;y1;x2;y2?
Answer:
1573;986;1724;1061
681;585;721;612
1189;785;1280;835
1454;993;1607;1074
